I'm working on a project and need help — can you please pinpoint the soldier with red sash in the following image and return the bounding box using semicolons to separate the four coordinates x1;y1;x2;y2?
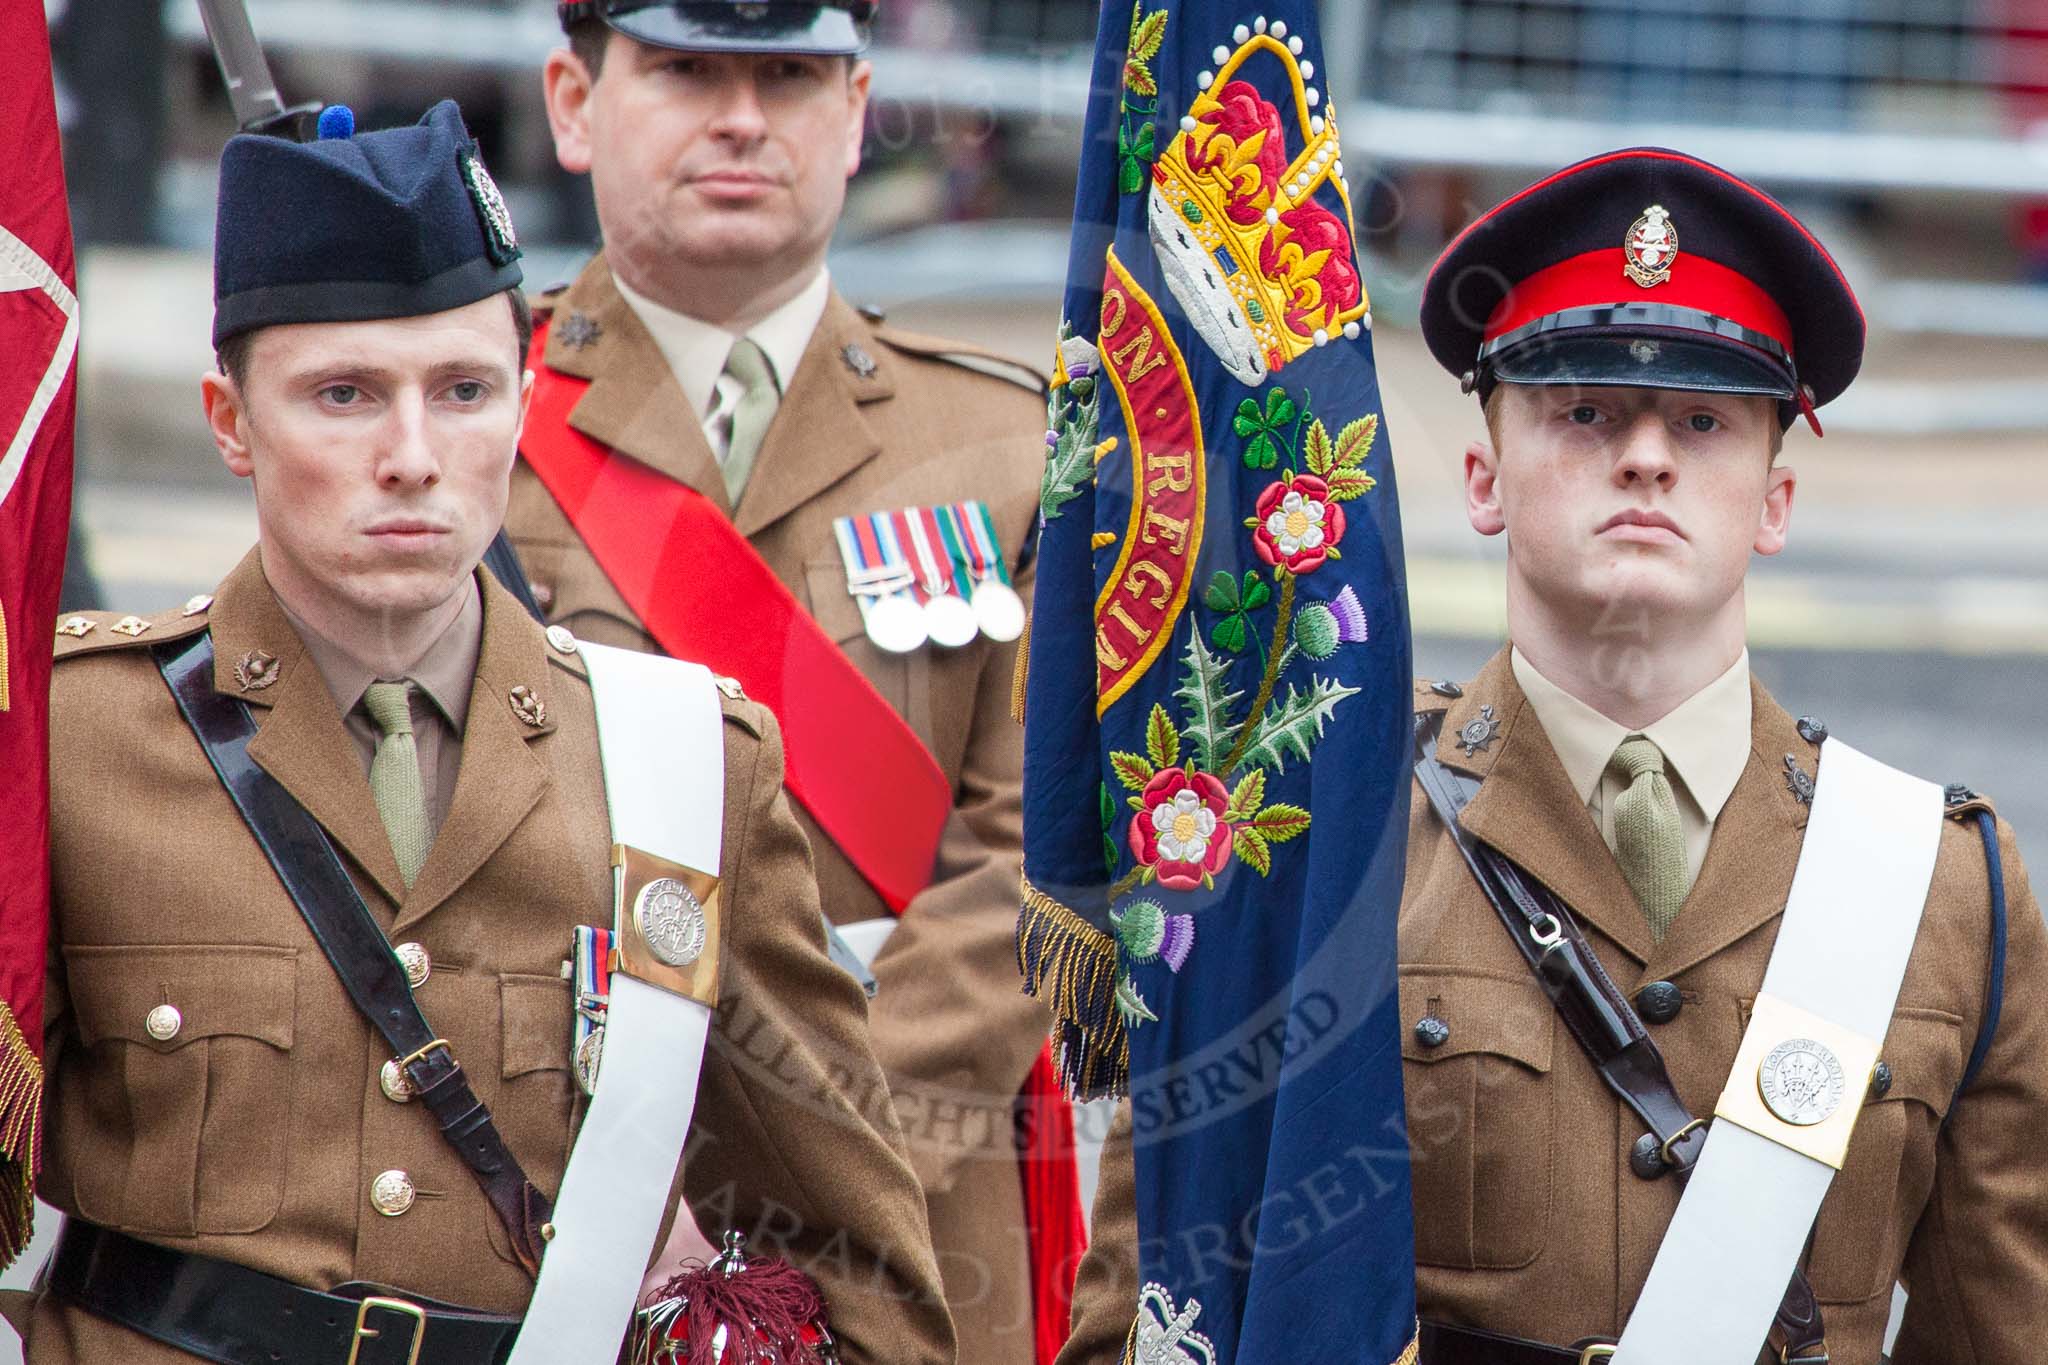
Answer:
509;4;1083;1362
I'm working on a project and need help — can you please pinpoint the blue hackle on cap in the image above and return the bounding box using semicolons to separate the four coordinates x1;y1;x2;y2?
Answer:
316;104;356;140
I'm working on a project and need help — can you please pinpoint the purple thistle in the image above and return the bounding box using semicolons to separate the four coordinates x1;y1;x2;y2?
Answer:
1159;914;1195;973
1329;584;1369;643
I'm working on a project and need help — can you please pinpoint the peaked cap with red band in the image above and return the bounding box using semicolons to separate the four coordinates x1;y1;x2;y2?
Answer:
1421;147;1865;434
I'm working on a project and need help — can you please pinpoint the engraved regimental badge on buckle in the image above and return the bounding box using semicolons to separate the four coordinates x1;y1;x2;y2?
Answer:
1715;992;1878;1169
611;844;721;1008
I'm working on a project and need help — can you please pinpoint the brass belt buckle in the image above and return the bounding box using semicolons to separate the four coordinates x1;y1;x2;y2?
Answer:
1578;1346;1617;1365
347;1295;426;1365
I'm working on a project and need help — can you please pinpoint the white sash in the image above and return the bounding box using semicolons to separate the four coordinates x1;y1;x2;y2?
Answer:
507;641;725;1364
1615;739;1942;1364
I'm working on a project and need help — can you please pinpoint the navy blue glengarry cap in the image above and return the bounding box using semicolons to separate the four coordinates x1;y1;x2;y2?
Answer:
1421;147;1865;435
559;1;874;56
212;100;523;349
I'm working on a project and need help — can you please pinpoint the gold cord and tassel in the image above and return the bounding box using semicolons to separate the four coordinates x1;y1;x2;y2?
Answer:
1018;872;1127;1099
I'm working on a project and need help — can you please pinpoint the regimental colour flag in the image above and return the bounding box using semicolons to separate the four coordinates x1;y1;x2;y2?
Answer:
0;0;79;1268
1017;0;1419;1360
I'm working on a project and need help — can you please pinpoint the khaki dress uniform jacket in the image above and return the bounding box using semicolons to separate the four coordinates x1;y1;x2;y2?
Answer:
1061;648;2048;1364
22;552;954;1365
503;253;1055;1365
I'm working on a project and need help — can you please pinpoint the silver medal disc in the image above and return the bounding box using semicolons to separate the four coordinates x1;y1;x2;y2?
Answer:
633;877;707;967
574;1025;605;1096
971;581;1026;642
1757;1037;1847;1127
866;594;928;654
924;593;979;648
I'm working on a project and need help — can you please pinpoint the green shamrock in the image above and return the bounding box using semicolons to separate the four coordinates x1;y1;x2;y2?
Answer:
1203;568;1273;654
1118;121;1158;195
1234;387;1298;470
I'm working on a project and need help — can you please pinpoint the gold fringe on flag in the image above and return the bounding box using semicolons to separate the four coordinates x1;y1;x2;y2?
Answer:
0;999;43;1267
1018;872;1126;1099
1010;612;1030;727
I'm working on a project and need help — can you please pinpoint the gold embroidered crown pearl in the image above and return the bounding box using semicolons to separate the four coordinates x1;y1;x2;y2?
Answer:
394;942;430;989
144;1004;182;1042
370;1169;416;1216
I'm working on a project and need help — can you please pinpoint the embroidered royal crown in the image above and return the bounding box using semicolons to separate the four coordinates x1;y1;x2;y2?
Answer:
1147;18;1369;386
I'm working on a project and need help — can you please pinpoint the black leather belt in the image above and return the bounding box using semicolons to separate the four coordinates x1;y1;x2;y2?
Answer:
47;1220;522;1365
1421;1320;1607;1365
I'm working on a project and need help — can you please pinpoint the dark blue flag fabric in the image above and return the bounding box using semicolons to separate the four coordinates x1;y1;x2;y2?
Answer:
1016;2;1418;1360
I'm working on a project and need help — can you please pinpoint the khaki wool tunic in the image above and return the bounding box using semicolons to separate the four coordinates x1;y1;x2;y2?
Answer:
1060;648;2048;1364
504;253;1056;1365
20;553;954;1365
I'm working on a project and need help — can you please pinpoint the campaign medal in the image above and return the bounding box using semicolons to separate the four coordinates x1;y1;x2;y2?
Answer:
1624;204;1678;288
571;924;613;1097
833;513;926;653
899;507;978;648
951;500;1026;642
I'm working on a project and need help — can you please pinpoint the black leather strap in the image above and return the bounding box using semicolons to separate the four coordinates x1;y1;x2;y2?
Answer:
154;631;553;1276
1420;1320;1594;1365
1414;708;1829;1365
48;1219;520;1365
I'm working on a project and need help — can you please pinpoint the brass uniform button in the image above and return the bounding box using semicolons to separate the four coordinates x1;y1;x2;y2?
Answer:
370;1170;416;1217
394;942;431;989
379;1058;415;1103
144;1004;183;1042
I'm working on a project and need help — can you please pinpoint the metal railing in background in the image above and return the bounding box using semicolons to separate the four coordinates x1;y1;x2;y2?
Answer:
1324;0;2048;194
158;0;1097;120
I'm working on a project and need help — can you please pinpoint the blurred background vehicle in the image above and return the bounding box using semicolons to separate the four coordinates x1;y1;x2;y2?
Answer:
12;1;2046;1350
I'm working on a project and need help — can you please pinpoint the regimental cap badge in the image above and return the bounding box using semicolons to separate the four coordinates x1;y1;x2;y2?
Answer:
1624;204;1678;288
460;145;521;267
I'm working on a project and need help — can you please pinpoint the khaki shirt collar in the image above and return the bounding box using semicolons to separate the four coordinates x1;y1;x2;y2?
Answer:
283;578;484;733
1510;644;1752;822
613;265;831;417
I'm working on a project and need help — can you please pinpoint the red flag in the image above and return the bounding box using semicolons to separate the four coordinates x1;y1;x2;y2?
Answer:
0;0;78;1266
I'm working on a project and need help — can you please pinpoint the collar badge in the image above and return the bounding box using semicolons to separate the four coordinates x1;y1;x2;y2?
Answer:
841;343;878;379
1624;204;1678;288
1457;703;1502;757
557;312;601;351
235;651;280;692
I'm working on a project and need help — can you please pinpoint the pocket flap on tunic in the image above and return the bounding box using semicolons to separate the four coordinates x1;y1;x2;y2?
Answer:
64;943;296;1052
1398;966;1554;1073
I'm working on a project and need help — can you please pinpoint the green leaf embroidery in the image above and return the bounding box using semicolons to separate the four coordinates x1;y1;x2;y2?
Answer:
1235;387;1296;470
1302;418;1334;476
1210;614;1248;655
1251;803;1311;842
1100;782;1119;874
1039;323;1101;521
1223;769;1267;823
1117;121;1157;195
1240;572;1272;612
1323;468;1378;502
1264;388;1298;429
1333;414;1379;469
1145;702;1181;771
1232;399;1264;438
1110;750;1156;792
1176;629;1243;773
1130;8;1167;61
1203;570;1241;613
1115;973;1159;1027
1235;825;1272;876
1123;62;1158;98
1235;676;1363;774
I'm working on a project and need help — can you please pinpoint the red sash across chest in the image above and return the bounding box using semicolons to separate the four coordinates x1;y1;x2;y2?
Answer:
518;321;949;913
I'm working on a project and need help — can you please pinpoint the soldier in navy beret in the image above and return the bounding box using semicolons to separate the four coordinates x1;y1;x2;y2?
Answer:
19;95;954;1364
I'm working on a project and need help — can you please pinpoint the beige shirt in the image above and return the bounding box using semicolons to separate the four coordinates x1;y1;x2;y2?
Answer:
1510;645;1751;889
613;266;831;463
283;579;484;835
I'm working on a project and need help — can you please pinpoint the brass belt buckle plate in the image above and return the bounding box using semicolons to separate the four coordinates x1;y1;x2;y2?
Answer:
612;843;722;1007
347;1296;426;1365
1714;992;1879;1170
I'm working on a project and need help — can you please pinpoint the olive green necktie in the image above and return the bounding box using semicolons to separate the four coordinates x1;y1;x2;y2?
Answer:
719;336;778;507
1609;735;1687;940
364;680;430;889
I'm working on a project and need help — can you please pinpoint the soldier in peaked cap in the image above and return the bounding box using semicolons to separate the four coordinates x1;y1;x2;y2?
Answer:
1060;148;2048;1363
10;100;952;1364
512;5;1076;1362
